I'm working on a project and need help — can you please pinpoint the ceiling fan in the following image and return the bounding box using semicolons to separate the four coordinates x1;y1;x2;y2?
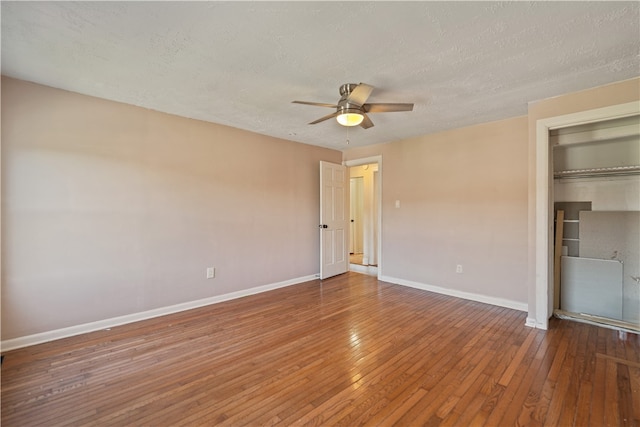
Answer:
292;83;413;129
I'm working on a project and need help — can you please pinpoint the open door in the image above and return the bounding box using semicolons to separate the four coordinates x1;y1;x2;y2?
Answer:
319;161;348;279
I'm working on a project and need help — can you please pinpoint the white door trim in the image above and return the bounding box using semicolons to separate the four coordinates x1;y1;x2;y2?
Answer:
533;101;639;330
345;155;383;279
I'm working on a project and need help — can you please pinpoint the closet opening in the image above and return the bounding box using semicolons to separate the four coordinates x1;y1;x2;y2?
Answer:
551;114;640;332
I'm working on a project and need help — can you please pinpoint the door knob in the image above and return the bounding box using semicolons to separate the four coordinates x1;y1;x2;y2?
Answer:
318;224;328;228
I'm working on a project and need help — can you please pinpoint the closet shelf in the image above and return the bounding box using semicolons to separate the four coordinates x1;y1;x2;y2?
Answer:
554;165;640;179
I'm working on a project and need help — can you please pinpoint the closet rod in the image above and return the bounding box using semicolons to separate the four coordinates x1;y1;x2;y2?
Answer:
554;165;640;179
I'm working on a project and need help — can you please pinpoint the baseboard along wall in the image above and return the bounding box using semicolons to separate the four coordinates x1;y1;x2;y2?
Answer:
1;274;317;352
379;275;528;314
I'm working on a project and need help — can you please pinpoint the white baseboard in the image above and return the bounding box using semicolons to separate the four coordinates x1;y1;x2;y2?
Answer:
525;317;538;328
379;275;528;313
1;274;317;352
524;318;549;330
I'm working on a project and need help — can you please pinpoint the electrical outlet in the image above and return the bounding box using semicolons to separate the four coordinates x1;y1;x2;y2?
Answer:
456;264;463;274
206;267;215;279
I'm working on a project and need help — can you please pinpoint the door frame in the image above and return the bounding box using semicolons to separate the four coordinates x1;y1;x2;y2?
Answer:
533;101;639;330
345;155;383;279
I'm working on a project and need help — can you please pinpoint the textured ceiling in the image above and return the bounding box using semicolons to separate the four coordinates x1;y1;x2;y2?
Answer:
2;1;639;150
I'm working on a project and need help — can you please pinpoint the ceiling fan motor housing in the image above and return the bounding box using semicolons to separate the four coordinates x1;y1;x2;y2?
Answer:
338;84;364;114
339;83;359;97
337;102;363;114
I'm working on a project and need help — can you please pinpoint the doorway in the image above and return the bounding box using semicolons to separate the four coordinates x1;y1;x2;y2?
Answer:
551;115;639;331
534;101;639;330
350;176;364;257
345;156;382;278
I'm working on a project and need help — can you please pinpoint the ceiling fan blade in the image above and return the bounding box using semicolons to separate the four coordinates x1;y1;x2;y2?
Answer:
360;113;374;129
292;100;339;108
309;111;340;125
347;83;374;106
364;103;414;113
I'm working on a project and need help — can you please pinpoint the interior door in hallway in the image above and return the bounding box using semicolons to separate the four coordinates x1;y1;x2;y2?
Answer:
319;161;348;279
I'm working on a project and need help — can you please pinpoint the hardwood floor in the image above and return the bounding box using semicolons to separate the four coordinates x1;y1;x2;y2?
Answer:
2;272;639;426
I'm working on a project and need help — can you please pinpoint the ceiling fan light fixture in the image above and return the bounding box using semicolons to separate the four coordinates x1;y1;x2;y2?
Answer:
336;110;364;126
292;83;413;130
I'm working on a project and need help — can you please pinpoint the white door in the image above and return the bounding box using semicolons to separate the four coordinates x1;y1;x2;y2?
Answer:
320;161;348;279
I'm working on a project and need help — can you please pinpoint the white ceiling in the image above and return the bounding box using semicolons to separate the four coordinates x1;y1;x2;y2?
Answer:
2;1;639;150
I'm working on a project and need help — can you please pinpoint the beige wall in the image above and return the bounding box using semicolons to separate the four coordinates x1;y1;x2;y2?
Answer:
526;77;640;323
1;77;341;340
344;116;529;306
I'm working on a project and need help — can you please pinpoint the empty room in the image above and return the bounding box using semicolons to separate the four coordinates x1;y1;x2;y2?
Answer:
1;2;639;426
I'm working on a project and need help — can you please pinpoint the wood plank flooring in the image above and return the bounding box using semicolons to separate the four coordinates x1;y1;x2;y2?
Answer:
2;272;639;426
